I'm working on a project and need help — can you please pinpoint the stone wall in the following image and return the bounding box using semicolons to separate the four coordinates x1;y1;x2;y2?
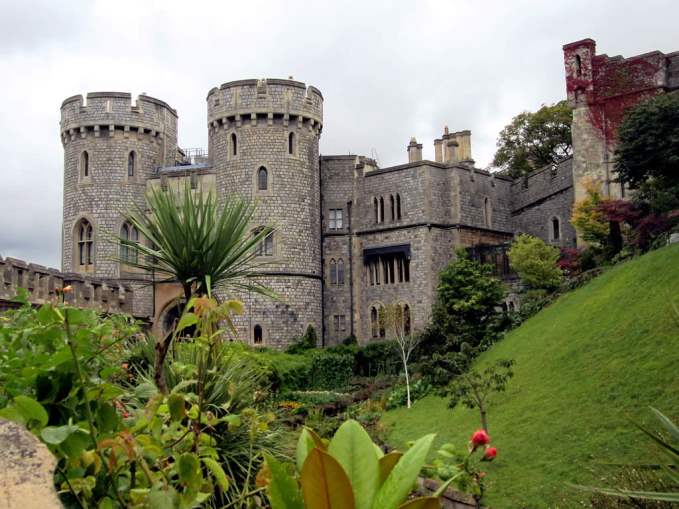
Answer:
511;158;577;248
0;256;134;314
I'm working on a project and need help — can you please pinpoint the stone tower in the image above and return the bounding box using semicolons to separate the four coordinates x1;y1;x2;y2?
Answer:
206;79;324;347
60;92;178;316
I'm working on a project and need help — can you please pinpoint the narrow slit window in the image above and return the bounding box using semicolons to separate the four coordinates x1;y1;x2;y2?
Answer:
257;167;268;190
128;151;135;177
231;133;238;156
288;132;296;155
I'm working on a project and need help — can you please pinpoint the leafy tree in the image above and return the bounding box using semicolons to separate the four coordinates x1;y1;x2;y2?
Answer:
286;325;319;354
381;303;422;409
615;91;679;192
118;185;275;392
571;179;610;246
493;100;572;177
507;234;563;290
446;359;515;432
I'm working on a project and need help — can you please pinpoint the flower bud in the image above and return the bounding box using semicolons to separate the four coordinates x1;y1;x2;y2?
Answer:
471;429;490;448
483;447;497;461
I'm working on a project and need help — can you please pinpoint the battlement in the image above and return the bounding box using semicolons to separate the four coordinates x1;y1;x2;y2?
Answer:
60;92;178;145
206;78;323;132
0;256;134;314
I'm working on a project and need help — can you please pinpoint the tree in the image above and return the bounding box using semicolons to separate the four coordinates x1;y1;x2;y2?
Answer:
446;359;515;432
615;91;679;191
493;100;572;178
507;234;563;290
381;303;421;409
571;179;610;246
118;184;275;392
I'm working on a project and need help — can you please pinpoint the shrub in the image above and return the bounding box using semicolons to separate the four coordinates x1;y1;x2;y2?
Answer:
386;379;431;410
308;351;354;390
285;325;319;354
508;234;563;290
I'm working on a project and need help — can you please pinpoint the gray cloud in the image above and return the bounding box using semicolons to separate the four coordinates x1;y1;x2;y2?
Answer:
1;0;677;268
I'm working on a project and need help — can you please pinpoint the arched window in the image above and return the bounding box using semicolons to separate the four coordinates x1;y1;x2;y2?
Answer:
390;195;395;221
370;307;378;338
396;194;402;220
253;324;263;345
483;197;492;228
379;197;384;224
374;198;379;224
231;133;238;157
378;306;385;338
337;259;345;285
255;228;274;257
575;54;582;77
121;222;139;264
77;219;94;268
127;151;136;177
80;151;90;179
551;217;561;241
403;304;411;336
330;259;337;285
257;166;268;191
288;132;296;155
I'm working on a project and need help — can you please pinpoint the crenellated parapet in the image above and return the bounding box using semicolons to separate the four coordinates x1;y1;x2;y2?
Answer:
0;256;134;315
60;92;178;148
206;79;323;135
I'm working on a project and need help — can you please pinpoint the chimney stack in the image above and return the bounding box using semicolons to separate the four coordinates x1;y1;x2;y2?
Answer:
407;137;423;163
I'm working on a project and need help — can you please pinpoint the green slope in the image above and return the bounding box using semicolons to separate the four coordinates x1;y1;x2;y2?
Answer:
382;244;679;508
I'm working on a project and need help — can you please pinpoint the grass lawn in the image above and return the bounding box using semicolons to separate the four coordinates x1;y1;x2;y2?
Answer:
382;243;679;508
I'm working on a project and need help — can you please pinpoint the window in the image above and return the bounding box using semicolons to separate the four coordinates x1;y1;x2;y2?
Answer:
330;259;337;285
127;151;136;177
379;197;384;224
378;306;385;338
403;304;411;336
190;173;198;190
483;197;492;228
288;132;296;155
390;195;395;221
77;219;94;268
575;54;582;77
551;217;561;241
370;307;378;338
255;229;274;256
329;209;343;230
396;194;402;220
337;259;345;285
231;133;238;156
257;166;268;191
120;222;139;264
334;315;346;333
253;324;263;345
374;198;379;224
367;253;409;286
80;151;90;179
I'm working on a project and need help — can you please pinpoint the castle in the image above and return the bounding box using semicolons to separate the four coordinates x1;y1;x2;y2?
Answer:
27;38;675;347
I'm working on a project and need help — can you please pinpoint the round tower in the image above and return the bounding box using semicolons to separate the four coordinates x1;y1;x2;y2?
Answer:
207;78;324;348
60;92;178;316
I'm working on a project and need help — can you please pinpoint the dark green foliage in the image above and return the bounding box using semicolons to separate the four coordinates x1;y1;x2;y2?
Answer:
286;325;319;354
386;379;431;410
308;352;354;390
493;100;572;177
615;91;679;192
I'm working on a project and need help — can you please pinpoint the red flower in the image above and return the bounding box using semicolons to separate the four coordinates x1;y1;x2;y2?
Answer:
483;447;497;461
471;429;490;448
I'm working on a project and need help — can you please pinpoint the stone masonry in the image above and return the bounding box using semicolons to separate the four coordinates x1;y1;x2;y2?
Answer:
47;38;676;347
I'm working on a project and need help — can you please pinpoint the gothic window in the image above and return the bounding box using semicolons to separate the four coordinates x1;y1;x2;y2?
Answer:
483;197;492;228
330;259;337;285
575;54;582;77
374;260;380;285
253;324;263;345
396;194;402;220
374;198;379;224
551;217;561;241
127;151;136;177
80;151;90;180
77;219;94;269
370;307;378;338
231;133;238;157
379;197;385;224
403;304;411;336
329;209;343;230
257;166;268;191
120;222;139;265
378;306;385;338
288;132;296;155
390;195;395;221
254;228;274;257
337;259;345;285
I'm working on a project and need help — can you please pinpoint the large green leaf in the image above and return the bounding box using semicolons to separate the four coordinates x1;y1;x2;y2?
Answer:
296;427;326;473
371;434;436;509
41;422;81;445
202;457;229;492
328;420;380;509
301;448;355;509
177;453;202;490
379;451;403;485
14;395;48;428
265;453;304;509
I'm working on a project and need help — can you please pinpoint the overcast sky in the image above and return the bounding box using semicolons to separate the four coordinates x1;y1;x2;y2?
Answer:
1;0;677;268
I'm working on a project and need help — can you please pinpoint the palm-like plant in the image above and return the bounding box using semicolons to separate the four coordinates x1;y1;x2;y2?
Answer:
118;184;276;391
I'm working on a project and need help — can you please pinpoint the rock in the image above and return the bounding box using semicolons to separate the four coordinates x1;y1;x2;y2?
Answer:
0;419;62;508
